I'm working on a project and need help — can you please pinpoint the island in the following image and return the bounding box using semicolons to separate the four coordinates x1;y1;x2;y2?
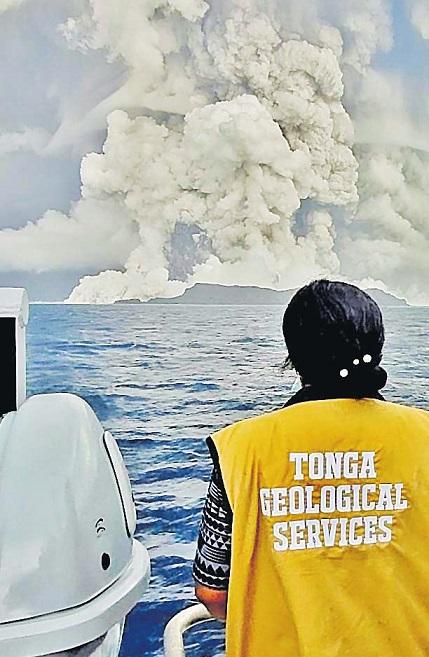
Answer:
130;284;409;307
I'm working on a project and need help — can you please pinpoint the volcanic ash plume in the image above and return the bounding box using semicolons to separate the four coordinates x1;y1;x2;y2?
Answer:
63;1;358;302
9;0;428;302
340;145;429;305
409;1;429;39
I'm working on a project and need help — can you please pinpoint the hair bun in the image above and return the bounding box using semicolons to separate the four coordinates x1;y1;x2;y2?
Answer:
370;365;388;391
342;364;387;396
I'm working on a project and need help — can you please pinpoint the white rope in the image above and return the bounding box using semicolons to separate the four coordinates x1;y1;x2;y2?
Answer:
163;604;213;657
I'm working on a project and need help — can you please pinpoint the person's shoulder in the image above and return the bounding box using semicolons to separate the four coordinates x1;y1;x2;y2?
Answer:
213;399;429;441
372;399;429;420
305;398;429;425
328;398;429;430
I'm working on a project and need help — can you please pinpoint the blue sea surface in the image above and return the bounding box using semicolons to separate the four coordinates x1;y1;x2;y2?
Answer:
27;305;428;657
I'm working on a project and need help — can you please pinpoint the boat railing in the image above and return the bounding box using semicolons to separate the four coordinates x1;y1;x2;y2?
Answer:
163;604;216;657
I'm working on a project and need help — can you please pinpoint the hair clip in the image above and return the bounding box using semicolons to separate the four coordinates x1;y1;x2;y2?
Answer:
340;354;372;379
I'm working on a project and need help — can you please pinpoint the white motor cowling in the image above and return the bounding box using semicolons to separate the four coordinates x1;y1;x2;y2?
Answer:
0;290;150;657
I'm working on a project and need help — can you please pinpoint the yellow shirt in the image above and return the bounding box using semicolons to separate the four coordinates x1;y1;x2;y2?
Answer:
212;398;429;657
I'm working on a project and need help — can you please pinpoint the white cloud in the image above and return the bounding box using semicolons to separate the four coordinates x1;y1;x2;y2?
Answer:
339;146;429;304
0;198;137;272
0;0;27;12
409;1;429;39
0;127;49;156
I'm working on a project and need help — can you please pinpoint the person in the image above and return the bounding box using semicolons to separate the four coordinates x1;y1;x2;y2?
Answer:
193;279;429;657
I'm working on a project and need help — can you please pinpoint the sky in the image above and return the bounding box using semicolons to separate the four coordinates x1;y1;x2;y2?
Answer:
0;0;429;303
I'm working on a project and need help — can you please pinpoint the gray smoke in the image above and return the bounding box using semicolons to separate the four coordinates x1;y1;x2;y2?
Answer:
1;0;429;304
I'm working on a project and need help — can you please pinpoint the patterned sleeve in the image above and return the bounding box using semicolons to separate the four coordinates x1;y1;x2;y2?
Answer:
193;439;232;590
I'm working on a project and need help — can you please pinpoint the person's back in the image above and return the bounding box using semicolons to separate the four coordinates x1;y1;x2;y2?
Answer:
194;279;429;656
213;397;429;657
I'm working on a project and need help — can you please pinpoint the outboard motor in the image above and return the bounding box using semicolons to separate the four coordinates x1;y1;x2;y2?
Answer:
0;289;150;657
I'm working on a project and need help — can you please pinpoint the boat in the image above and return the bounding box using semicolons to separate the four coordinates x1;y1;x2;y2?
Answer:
0;288;150;657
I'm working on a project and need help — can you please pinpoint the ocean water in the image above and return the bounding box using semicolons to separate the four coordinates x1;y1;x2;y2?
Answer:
27;304;428;657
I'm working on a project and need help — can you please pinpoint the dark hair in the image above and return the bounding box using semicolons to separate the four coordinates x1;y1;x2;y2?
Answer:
283;280;387;398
